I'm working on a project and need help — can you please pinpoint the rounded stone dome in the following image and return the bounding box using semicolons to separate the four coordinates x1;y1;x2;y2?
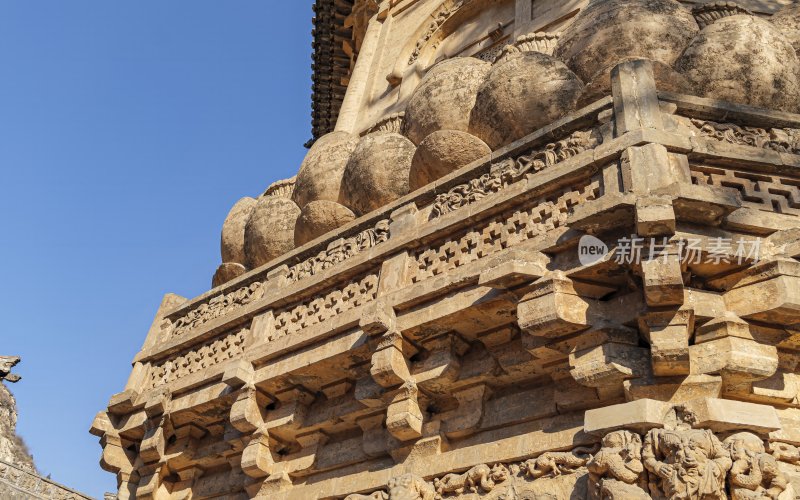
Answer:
294;200;356;247
292;131;359;210
577;59;692;107
341;132;416;216
220;196;257;265
244;196;301;269
554;0;699;83
404;57;491;145
675;15;800;112
772;3;800;54
212;262;247;288
409;130;490;191
468;52;584;150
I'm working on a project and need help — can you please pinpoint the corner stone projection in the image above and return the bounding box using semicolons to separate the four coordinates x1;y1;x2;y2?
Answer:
92;0;800;498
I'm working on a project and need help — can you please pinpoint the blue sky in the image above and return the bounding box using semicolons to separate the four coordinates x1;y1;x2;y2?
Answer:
0;1;312;495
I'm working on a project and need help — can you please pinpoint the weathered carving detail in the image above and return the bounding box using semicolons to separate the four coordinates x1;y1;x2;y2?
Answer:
416;177;602;282
690;119;800;155
431;129;602;218
495;31;560;63
0;459;91;500
691;165;800;216
149;328;247;388
434;463;509;496
588;430;649;499
388;473;436;500
345;492;389;500
725;432;787;500
169;281;264;338
692;2;753;29
261;176;296;199
365;112;405;136
272;274;379;339
522;445;599;479
408;1;469;65
642;408;732;500
286;220;389;282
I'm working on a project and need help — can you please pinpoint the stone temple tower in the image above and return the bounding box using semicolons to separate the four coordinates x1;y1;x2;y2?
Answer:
93;1;800;498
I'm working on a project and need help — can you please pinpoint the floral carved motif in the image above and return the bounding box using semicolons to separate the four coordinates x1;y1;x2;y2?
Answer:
169;281;264;339
430;128;602;218
286;220;389;282
690;119;800;155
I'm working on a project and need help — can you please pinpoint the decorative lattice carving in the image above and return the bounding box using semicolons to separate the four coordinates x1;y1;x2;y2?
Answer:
272;274;379;340
691;165;800;216
416;178;602;283
149;328;248;388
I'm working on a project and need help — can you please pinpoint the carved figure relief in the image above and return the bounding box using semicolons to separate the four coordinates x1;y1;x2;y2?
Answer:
434;463;509;496
169;281;263;338
725;433;787;500
588;430;649;499
642;408;732;500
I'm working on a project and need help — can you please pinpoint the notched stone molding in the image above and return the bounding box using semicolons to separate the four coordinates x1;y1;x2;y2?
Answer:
494;31;560;63
692;2;753;29
430;128;602;218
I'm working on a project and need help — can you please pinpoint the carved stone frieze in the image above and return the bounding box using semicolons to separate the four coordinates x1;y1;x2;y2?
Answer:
690;165;800;217
416;176;602;283
148;328;248;389
272;273;379;340
407;0;470;66
430;128;602;218
168;281;264;339
690;119;800;156
286;219;390;282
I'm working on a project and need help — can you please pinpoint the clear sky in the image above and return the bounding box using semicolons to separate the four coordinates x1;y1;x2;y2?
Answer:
0;1;312;496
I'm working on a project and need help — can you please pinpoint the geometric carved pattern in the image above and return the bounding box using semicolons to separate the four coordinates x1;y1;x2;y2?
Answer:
272;273;379;340
414;177;602;283
691;165;800;216
148;328;248;389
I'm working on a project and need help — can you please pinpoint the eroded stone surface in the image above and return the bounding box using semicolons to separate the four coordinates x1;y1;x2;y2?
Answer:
341;132;416;215
409;130;490;191
293;131;359;210
676;15;800;112
243;195;300;269
403;57;490;145
468;52;584;150
220;197;257;265
772;3;800;54
554;0;698;84
294;200;356;246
